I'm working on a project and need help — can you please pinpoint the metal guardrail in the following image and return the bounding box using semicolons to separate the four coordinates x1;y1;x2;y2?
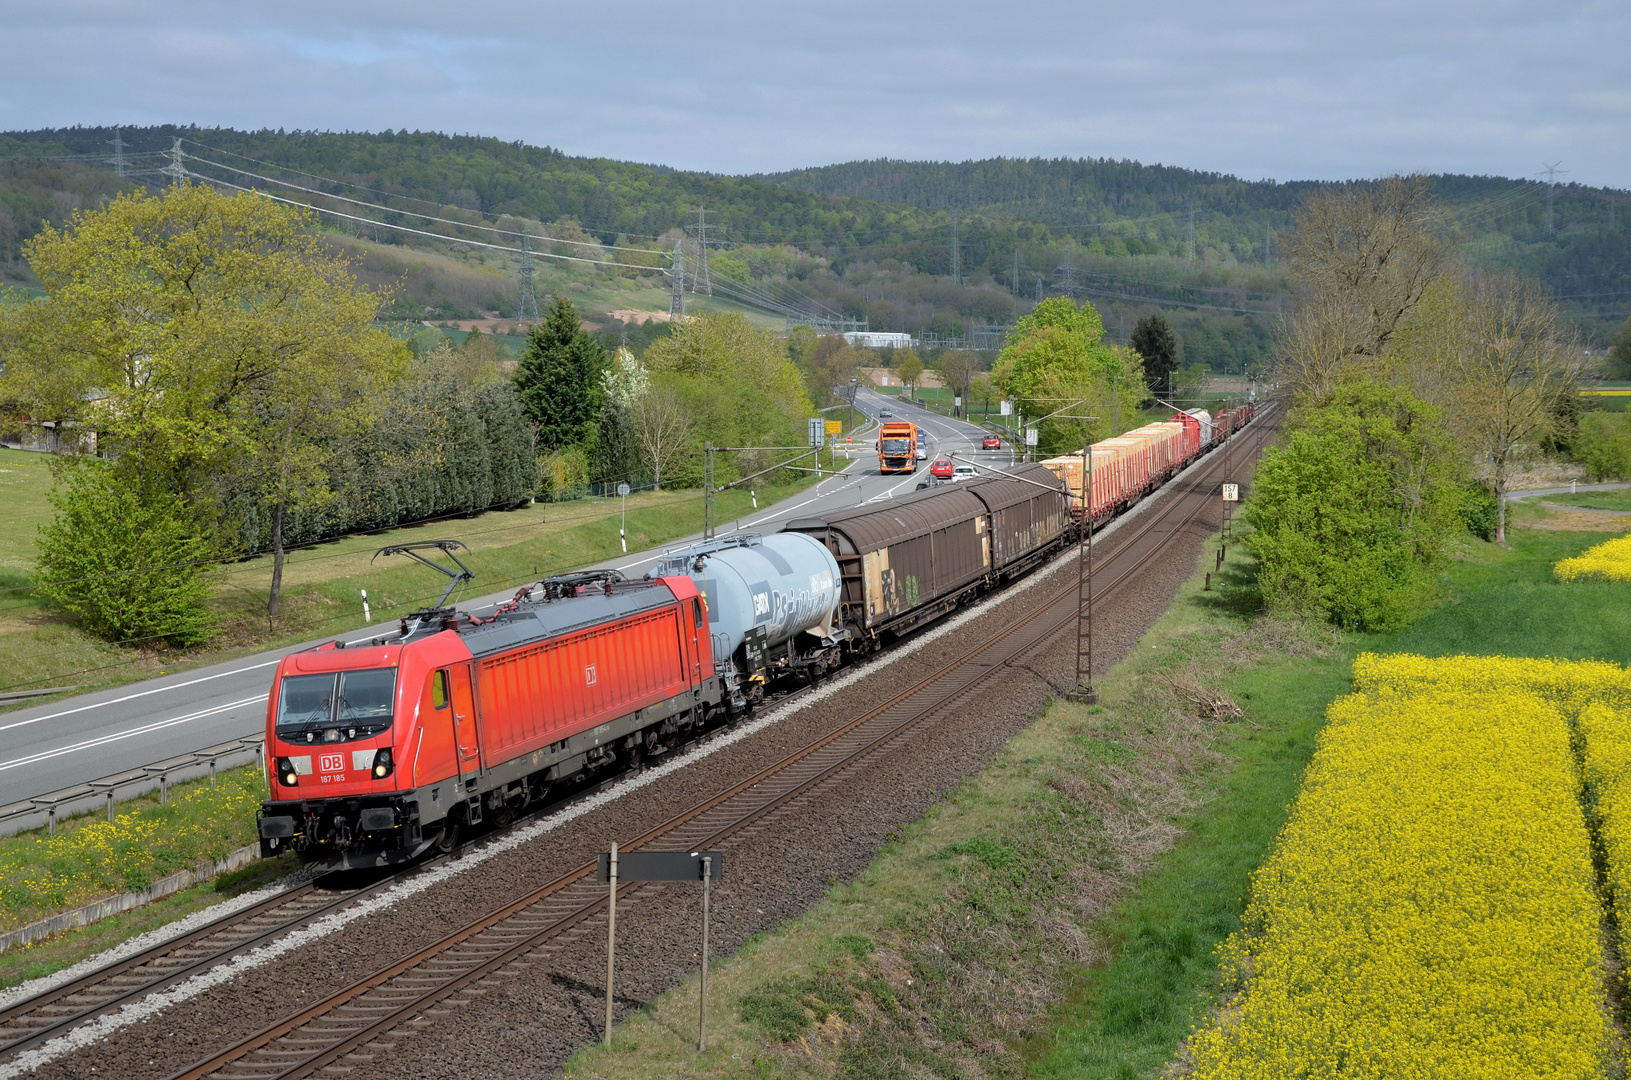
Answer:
0;736;266;838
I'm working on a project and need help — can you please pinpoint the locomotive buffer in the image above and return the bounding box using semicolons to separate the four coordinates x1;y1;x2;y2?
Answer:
598;845;725;1051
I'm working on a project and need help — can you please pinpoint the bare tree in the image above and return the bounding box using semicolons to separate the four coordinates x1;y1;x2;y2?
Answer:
934;350;980;413
1448;272;1584;544
631;389;693;491
1279;175;1450;401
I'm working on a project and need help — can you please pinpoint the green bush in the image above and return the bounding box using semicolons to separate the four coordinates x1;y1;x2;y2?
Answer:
1460;484;1500;541
537;445;591;502
34;459;217;646
1572;411;1631;481
1245;382;1463;632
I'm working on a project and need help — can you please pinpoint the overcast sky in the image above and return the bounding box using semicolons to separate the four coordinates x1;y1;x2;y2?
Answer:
1;0;1626;188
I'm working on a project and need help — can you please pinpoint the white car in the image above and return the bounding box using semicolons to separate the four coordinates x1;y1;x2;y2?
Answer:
916;447;928;461
951;465;978;482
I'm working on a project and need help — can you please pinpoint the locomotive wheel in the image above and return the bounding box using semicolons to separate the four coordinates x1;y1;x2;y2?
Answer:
433;814;462;854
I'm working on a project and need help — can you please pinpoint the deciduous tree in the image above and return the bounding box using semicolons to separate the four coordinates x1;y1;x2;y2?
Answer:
642;312;812;487
34;459;218;646
1246;382;1463;631
992;297;1148;453
631;386;693;490
1445;272;1586;544
1609;315;1631;379
934;350;980;413
0;182;407;624
1278;175;1449;403
894;348;924;396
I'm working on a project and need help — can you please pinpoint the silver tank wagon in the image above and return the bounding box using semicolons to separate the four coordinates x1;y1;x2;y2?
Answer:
652;533;843;689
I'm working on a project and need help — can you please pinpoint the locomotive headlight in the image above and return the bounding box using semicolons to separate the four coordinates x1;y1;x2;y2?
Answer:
276;757;299;787
371;748;394;779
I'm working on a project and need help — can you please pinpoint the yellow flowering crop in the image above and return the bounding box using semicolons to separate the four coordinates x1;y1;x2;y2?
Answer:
1579;701;1631;983
1187;659;1618;1079
1351;651;1631;711
1555;536;1631;583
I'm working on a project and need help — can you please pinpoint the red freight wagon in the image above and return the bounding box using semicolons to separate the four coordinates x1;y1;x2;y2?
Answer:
258;575;715;868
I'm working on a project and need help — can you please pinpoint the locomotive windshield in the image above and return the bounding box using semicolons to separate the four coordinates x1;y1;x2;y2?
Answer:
276;668;397;740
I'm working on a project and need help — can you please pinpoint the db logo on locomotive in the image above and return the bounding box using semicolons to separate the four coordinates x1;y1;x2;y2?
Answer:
319;753;345;774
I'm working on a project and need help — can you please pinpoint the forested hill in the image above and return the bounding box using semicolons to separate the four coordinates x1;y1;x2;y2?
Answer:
1;127;1626;350
764;157;1317;222
0;126;940;255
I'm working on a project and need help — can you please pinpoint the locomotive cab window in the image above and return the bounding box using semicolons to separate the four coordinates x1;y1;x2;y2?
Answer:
692;599;704;630
430;670;449;710
275;668;397;741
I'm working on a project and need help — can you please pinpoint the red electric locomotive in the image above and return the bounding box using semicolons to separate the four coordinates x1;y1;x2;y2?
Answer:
257;548;717;869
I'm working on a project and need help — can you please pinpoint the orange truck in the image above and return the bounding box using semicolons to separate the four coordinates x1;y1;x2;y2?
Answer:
876;421;919;473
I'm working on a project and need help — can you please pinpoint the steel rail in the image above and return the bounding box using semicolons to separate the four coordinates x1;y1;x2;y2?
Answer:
162;410;1280;1080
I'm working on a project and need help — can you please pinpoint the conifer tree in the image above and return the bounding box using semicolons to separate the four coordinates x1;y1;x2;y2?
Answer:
1130;314;1179;397
512;296;607;451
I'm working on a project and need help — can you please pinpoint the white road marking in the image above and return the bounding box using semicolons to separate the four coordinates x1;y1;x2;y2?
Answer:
0;696;268;773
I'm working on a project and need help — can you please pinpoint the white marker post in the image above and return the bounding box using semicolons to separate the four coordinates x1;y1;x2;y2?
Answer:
360;589;371;623
618;483;630;553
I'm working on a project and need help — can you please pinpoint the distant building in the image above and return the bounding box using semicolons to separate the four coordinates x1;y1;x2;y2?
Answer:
843;331;915;350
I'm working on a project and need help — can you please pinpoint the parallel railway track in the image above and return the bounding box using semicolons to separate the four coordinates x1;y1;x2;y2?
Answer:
158;409;1279;1080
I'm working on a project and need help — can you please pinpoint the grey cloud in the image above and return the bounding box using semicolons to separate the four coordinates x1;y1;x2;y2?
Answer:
0;0;1624;185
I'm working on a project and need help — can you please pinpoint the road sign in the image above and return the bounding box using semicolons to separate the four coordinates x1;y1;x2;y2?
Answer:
598;850;724;881
617;482;630;498
1000;400;1013;416
1025;427;1039;446
808;417;825;447
825;420;842;436
1222;483;1239;502
600;846;725;1052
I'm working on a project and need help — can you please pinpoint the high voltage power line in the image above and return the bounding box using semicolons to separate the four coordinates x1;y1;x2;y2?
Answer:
171;145;847;324
178;150;658;254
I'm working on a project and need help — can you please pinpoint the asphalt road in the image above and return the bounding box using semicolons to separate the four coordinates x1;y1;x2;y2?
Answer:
0;391;1012;807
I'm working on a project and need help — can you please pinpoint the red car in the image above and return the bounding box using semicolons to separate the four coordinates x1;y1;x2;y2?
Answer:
929;458;954;479
982;435;1001;450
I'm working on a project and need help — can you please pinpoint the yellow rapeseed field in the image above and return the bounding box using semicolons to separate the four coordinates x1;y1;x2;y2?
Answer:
1555;535;1631;583
1580;700;1631;983
1185;655;1621;1079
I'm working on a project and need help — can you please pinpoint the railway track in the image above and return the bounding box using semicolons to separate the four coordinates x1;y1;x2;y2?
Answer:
159;408;1280;1080
0;881;352;1061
